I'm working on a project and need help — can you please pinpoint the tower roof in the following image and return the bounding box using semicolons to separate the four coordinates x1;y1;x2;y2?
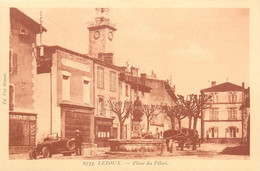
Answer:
201;82;245;93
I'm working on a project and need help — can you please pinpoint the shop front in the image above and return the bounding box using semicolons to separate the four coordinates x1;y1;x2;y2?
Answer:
9;112;37;154
94;117;114;147
60;103;95;146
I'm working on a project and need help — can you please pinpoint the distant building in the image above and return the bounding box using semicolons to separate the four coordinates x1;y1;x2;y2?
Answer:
119;67;152;139
201;82;248;143
9;8;47;153
145;76;177;133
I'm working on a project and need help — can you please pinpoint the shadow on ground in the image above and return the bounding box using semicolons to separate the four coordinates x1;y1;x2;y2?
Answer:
221;145;249;155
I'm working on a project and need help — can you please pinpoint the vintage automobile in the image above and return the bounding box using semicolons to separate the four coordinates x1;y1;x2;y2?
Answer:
163;128;200;151
29;133;76;159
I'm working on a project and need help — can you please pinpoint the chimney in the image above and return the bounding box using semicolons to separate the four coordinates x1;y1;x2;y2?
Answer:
211;81;216;87
242;82;245;88
151;70;157;79
131;66;138;77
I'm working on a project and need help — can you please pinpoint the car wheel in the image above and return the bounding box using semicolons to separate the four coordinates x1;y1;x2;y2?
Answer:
42;147;50;158
29;149;37;160
67;140;76;151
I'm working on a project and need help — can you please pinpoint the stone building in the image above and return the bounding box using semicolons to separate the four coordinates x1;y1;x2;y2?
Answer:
201;82;248;143
87;10;121;147
35;46;95;146
9;8;47;153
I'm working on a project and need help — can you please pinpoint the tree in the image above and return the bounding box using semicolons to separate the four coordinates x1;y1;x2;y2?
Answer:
178;94;212;130
163;99;187;131
107;100;135;139
142;104;162;132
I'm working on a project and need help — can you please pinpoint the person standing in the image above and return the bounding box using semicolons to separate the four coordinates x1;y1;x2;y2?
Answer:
75;130;83;156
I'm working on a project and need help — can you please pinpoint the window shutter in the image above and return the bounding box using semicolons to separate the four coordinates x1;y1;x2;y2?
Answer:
9;50;13;73
236;128;239;133
9;85;14;110
13;53;17;73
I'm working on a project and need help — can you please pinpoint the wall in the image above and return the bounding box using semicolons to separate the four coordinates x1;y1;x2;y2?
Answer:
34;73;51;142
10;17;37;113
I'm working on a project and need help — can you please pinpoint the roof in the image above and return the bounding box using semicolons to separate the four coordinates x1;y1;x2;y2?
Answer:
201;82;245;93
10;8;47;33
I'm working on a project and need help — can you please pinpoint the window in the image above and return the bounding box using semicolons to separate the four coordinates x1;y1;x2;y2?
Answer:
228;92;237;103
125;85;129;97
210;93;218;103
9;50;17;73
97;68;104;88
110;72;116;91
9;85;14;110
228;108;237;120
109;98;116;117
9;50;13;73
83;79;90;104
226;127;237;138
97;97;105;116
62;72;71;101
210;108;219;120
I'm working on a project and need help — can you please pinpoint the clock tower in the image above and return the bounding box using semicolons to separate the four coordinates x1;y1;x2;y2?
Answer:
88;8;116;64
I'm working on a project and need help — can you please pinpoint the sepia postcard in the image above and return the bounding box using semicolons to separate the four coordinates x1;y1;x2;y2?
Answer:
0;0;260;171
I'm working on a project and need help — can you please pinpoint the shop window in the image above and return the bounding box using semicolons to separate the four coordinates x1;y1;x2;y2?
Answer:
110;71;116;92
97;67;104;88
83;79;90;104
97;126;111;138
9;85;14;110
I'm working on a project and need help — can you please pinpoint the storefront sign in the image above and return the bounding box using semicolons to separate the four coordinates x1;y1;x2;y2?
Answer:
9;114;36;120
96;120;113;126
62;58;90;72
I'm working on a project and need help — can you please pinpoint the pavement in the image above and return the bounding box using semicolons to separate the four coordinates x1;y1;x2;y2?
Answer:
9;143;249;160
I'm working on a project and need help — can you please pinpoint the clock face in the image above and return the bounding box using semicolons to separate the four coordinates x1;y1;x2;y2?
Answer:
108;31;113;41
94;31;100;40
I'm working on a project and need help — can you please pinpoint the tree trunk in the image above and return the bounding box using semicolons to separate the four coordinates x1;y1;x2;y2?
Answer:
178;119;182;131
147;117;150;132
193;117;198;131
188;117;192;129
119;121;124;139
171;117;175;130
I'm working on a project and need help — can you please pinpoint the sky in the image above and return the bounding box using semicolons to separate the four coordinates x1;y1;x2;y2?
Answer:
21;8;249;96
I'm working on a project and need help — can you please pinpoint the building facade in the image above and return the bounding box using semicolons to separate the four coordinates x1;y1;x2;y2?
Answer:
201;82;247;143
9;8;47;153
36;46;95;146
87;13;121;147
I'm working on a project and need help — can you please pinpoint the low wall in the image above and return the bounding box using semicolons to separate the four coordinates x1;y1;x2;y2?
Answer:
108;139;165;153
203;138;242;144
